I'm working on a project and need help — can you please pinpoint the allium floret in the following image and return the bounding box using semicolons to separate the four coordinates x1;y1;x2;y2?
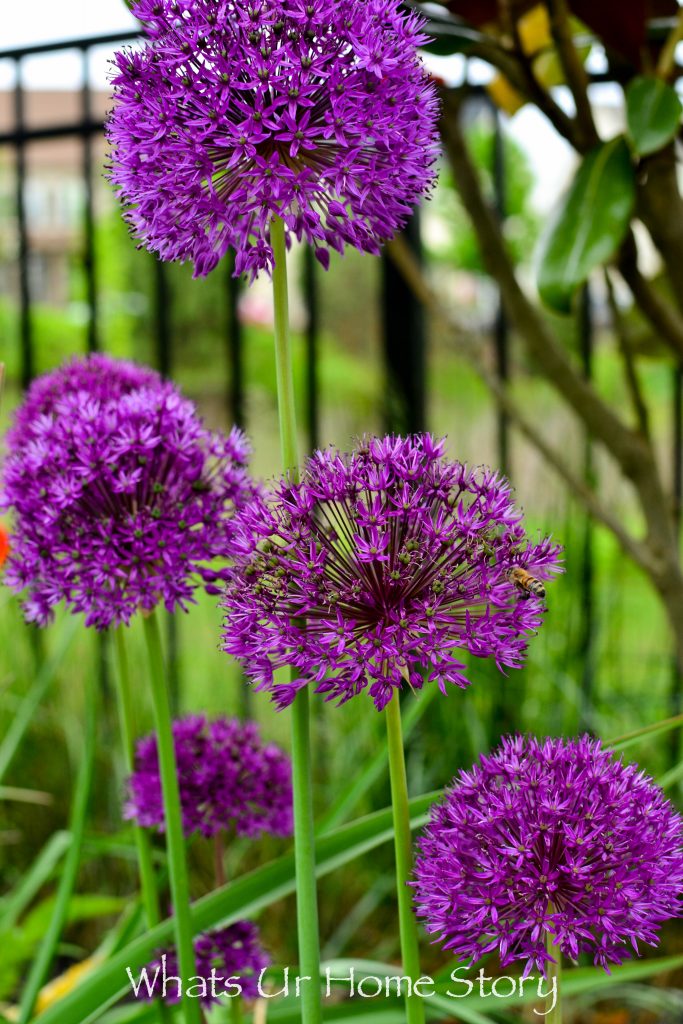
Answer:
126;715;293;838
221;433;561;710
7;353;160;451
142;922;270;1006
107;0;440;279
1;355;254;629
413;735;683;975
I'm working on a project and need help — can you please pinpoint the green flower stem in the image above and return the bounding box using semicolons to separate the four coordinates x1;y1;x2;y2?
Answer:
385;696;425;1024
545;927;562;1024
114;627;173;1024
143;610;202;1024
271;214;322;1024
230;995;244;1024
18;666;98;1024
271;216;299;477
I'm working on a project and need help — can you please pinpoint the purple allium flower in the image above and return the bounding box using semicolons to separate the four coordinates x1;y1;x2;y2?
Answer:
413;735;683;976
221;434;561;710
107;0;440;280
125;715;293;838
142;922;270;1007
7;353;161;451
1;356;254;630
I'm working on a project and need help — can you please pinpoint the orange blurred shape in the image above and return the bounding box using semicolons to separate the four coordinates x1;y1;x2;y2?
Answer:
591;1011;630;1024
0;524;9;568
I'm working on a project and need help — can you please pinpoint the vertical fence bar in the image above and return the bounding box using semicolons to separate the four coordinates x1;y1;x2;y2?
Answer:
154;259;172;378
225;253;245;429
81;45;98;355
491;105;510;476
303;244;320;452
14;58;33;388
79;45;110;717
578;284;596;730
13;56;45;668
381;212;426;434
488;102;516;740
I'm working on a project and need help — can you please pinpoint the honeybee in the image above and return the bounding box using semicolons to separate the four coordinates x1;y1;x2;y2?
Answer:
507;566;546;600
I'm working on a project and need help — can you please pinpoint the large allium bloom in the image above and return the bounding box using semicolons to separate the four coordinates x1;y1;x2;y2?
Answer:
221;434;561;710
1;356;254;629
126;715;293;838
7;353;160;451
142;922;270;1007
413;735;683;975
107;0;440;279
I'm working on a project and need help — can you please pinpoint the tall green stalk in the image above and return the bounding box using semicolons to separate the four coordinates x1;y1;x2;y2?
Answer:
19;669;98;1024
545;926;562;1024
143;610;202;1024
271;215;322;1024
385;696;425;1024
114;627;172;1024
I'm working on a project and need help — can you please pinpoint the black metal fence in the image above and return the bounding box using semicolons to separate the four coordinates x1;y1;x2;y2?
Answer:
8;29;681;736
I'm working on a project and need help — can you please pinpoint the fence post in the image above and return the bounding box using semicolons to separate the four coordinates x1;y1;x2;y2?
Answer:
492;106;510;475
14;59;33;388
81;46;98;355
381;212;426;434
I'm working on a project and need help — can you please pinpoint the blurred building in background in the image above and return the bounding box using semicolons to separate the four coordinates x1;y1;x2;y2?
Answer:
0;89;110;306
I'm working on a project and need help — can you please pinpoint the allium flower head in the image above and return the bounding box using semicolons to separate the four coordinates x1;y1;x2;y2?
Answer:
7;353;160;451
221;433;561;710
107;0;440;279
126;715;293;838
143;922;270;1006
1;356;254;629
413;735;683;975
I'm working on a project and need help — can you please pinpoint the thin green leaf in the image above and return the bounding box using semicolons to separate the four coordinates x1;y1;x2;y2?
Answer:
0;830;70;932
0;616;79;785
318;687;437;834
536;137;635;313
560;953;683;994
19;674;98;1023
658;758;683;791
33;793;438;1024
606;712;683;752
626;75;682;156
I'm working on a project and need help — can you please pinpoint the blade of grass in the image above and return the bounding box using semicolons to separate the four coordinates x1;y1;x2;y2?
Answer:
33;791;439;1024
18;672;98;1024
0;830;70;932
0;616;79;784
606;712;683;752
318;687;437;835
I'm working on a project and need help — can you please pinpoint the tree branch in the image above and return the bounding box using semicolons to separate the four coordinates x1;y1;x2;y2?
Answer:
386;234;659;576
545;0;599;150
439;87;679;560
657;5;683;79
440;90;650;477
617;233;683;362
467;36;580;147
603;267;650;439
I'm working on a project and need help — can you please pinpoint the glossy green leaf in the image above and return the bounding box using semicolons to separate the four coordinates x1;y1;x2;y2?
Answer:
627;75;682;157
537;137;635;313
33;793;438;1024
